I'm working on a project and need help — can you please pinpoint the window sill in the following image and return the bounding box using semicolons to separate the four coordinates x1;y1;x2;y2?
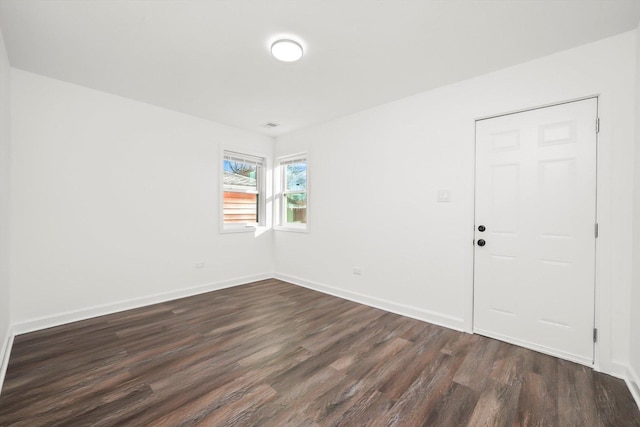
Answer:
220;225;259;234
274;225;309;234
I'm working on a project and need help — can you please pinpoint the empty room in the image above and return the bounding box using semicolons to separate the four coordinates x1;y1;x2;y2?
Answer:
0;0;640;425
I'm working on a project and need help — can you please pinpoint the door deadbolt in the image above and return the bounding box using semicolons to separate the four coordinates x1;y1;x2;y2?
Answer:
478;225;486;232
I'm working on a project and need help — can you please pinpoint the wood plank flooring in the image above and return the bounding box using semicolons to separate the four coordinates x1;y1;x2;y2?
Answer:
0;279;638;426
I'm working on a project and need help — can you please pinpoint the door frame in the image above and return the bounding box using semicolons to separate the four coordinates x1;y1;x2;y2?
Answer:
470;95;600;368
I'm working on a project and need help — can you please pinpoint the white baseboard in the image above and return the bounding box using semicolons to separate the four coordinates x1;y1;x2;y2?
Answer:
595;359;626;379
12;273;272;336
626;364;640;411
274;273;465;332
0;324;14;397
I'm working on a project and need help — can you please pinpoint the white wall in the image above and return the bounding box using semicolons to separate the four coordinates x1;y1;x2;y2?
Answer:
629;21;640;401
0;25;11;380
275;31;636;376
10;70;274;331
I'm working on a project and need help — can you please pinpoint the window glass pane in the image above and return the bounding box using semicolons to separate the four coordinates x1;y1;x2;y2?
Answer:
223;192;257;223
223;160;257;192
222;151;265;229
285;193;307;224
285;162;307;191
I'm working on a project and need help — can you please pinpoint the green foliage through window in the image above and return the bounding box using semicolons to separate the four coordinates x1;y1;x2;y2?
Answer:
280;156;307;227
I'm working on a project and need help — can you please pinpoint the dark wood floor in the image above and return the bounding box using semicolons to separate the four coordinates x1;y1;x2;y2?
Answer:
0;279;638;426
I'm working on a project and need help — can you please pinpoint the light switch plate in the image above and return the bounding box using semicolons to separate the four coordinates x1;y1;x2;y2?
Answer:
437;190;451;202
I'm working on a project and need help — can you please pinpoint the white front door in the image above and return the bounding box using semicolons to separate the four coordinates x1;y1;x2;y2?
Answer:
474;98;597;365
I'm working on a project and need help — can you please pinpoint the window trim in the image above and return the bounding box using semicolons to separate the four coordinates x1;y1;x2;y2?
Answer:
220;149;268;234
275;153;309;232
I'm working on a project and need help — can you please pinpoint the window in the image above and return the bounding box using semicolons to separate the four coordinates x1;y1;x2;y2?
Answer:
277;154;308;230
222;151;265;231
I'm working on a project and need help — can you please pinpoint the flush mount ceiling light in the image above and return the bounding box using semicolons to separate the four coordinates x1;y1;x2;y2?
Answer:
271;39;303;62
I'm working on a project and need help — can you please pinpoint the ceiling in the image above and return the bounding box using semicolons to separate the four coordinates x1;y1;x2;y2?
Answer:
0;1;639;137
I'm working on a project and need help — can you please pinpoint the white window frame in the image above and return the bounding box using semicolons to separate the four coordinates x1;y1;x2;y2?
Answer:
275;153;309;232
220;150;267;233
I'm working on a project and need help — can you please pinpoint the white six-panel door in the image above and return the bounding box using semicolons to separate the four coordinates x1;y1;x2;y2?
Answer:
474;98;597;365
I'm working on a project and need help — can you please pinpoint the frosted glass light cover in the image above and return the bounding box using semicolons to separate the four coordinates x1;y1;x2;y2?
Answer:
271;39;303;62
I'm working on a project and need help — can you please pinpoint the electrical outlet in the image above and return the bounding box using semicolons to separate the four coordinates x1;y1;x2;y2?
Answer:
195;262;205;269
352;267;362;275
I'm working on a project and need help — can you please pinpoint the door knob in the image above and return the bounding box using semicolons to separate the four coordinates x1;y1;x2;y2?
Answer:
478;225;486;232
477;239;486;247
